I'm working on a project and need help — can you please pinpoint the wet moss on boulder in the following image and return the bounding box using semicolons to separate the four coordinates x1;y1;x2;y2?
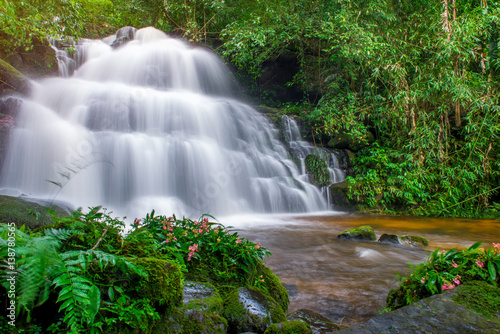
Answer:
305;154;330;187
452;281;500;318
131;257;183;309
0;195;68;230
337;225;376;241
263;320;312;334
223;286;286;334
378;234;429;247
254;263;290;313
162;281;227;333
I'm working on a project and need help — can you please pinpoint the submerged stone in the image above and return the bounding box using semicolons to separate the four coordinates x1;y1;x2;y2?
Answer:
337;225;376;241
378;234;429;247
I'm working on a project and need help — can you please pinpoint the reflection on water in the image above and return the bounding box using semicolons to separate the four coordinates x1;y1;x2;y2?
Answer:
229;213;500;323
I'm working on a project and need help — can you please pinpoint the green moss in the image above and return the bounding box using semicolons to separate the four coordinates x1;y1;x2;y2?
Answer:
452;281;500;318
132;257;183;309
264;320;313;334
161;308;228;334
223;286;286;333
0;195;67;230
305;154;331;187
255;263;290;313
399;235;429;247
337;225;376;241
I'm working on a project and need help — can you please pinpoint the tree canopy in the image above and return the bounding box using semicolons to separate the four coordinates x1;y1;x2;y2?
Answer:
1;0;499;218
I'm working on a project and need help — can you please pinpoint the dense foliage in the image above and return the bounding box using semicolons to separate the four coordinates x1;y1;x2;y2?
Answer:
387;242;500;311
1;0;499;218
0;207;273;333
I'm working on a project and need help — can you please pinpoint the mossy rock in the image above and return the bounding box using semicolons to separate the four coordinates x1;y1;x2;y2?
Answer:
337;225;376;241
0;195;68;230
254;263;290;313
305;154;330;187
264;320;312;334
161;308;228;334
161;281;227;333
0;59;31;96
131;257;183;309
183;281;223;313
287;309;343;333
223;286;286;334
452;281;500;318
378;234;429;247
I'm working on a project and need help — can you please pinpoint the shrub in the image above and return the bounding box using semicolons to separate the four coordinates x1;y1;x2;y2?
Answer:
387;242;500;311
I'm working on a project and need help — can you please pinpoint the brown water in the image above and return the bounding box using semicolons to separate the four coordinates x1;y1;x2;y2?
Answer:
225;212;500;324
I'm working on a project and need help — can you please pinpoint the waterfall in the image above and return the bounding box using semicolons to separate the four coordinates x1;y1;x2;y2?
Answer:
281;115;346;185
0;27;328;218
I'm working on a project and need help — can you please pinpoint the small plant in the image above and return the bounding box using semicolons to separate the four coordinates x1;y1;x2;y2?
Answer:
128;211;271;284
387;242;500;311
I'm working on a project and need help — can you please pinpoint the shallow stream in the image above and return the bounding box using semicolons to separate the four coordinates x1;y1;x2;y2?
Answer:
226;212;500;323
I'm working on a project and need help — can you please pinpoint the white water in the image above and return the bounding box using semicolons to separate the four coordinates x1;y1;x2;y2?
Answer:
0;27;328;219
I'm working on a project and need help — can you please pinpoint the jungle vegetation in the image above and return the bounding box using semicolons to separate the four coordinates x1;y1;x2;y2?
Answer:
1;0;499;218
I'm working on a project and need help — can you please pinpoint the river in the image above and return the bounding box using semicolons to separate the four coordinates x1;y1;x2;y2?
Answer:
225;212;500;324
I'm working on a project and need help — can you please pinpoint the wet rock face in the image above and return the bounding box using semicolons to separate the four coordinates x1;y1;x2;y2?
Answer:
337;225;376;241
378;234;429;247
183;281;217;305
0;35;58;81
223;287;286;334
287;309;342;334
0;60;32;96
111;26;137;49
333;284;500;334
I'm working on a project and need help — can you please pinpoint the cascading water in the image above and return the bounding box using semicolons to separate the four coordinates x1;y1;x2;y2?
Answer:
0;27;328;218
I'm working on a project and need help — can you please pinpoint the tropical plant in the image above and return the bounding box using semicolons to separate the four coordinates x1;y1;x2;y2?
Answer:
387;242;500;311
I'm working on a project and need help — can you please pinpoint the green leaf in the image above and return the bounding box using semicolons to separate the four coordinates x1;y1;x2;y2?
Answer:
86;285;101;323
488;261;497;282
468;242;482;251
108;286;115;302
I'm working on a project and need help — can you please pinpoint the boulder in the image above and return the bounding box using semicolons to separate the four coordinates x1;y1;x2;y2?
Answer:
0;59;32;96
162;281;227;333
223;286;286;334
305;154;331;187
287;309;343;333
255;263;290;313
333;282;500;333
264;320;313;334
0;195;69;230
378;234;429;247
0;36;58;80
337;226;376;241
111;26;137;49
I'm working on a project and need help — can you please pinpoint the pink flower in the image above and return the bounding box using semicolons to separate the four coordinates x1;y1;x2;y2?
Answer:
442;283;456;291
165;239;170;243
476;260;484;268
452;261;458;268
255;242;261;250
163;225;167;230
453;278;461;285
420;277;425;283
236;239;242;245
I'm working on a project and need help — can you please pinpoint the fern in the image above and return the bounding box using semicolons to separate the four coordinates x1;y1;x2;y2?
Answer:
0;225;145;333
